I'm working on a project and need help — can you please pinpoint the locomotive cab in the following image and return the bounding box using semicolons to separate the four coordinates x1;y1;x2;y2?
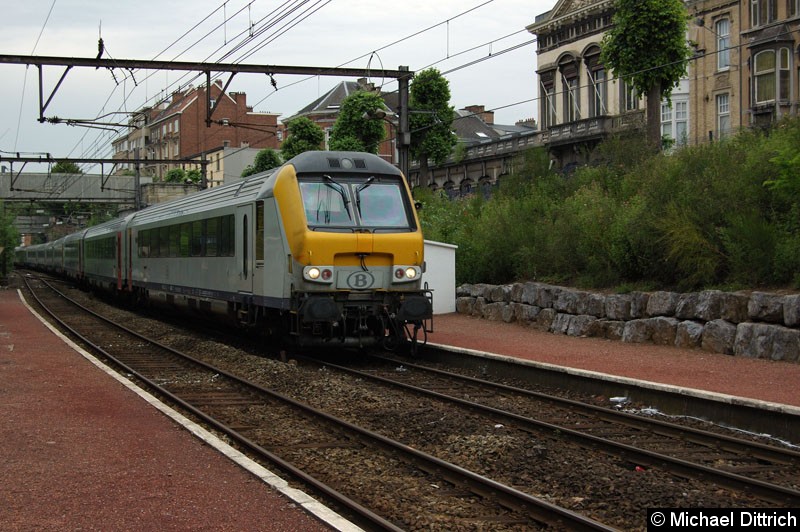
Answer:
276;152;433;350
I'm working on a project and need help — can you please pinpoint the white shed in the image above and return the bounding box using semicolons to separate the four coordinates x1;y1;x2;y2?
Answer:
422;240;457;314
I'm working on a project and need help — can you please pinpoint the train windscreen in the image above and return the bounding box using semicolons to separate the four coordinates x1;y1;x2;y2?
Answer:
299;176;414;231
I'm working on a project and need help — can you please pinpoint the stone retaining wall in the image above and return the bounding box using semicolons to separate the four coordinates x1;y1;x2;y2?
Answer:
456;283;800;363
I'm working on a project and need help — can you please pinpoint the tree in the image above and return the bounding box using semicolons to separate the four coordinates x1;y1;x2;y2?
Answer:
600;0;692;150
242;148;282;177
185;169;202;183
281;117;325;160
0;201;19;281
328;91;386;154
164;168;200;183
409;68;457;186
51;161;83;174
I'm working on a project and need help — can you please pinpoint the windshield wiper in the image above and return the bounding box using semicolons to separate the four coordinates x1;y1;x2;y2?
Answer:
355;176;375;216
322;174;351;220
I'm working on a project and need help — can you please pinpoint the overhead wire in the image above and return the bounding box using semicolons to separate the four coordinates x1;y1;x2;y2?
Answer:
75;0;332;169
71;0;320;163
59;0;501;164
252;0;501;108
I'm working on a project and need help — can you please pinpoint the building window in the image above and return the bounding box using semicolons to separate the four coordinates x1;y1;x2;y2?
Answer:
715;19;730;70
539;70;557;129
542;82;556;128
751;0;776;27
661;102;673;140
716;93;731;138
779;47;791;100
754;48;791;104
791;0;799;17
590;68;607;117
563;75;579;122
661;99;688;146
755;50;776;104
623;81;639;111
675;101;688;144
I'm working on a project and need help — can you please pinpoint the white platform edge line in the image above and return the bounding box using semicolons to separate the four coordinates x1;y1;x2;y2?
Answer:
18;289;363;532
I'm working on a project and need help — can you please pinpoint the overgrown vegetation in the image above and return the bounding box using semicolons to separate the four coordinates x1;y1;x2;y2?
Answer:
416;117;800;291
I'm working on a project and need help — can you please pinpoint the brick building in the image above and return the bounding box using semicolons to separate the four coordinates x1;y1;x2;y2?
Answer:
113;80;280;182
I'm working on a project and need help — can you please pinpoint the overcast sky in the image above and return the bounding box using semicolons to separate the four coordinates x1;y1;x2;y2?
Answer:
1;0;556;169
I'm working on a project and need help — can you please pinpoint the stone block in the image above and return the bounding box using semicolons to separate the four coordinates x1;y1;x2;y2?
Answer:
701;319;736;354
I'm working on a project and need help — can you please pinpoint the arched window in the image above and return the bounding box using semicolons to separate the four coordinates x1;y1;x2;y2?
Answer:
558;55;580;123
539;69;556;129
584;46;607;117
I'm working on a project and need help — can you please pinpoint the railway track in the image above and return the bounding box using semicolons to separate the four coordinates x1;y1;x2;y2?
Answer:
22;274;614;531
311;354;800;506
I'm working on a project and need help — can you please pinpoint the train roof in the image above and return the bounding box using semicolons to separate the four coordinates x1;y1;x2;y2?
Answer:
83;213;134;239
127;168;277;227
288;151;403;177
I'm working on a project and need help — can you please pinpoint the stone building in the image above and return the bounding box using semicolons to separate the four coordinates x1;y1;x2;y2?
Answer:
526;0;800;169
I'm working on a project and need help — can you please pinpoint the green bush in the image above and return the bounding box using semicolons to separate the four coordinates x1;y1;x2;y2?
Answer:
418;117;800;291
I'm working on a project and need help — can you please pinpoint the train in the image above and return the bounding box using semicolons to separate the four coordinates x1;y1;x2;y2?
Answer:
16;151;433;351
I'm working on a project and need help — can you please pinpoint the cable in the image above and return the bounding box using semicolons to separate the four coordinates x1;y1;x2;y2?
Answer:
71;0;316;162
67;0;496;162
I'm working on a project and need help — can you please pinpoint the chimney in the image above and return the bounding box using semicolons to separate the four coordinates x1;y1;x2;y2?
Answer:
229;91;247;106
357;77;377;92
463;105;494;125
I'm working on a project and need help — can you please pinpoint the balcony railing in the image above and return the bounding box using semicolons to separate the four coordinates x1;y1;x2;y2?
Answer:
542;111;645;145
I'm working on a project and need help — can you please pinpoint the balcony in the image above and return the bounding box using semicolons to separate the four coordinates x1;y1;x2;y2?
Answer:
543;111;645;146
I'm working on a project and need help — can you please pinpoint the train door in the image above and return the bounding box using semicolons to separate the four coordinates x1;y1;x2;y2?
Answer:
235;205;254;294
116;232;123;291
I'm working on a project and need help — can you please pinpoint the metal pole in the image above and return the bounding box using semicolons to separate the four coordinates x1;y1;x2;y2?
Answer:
397;66;411;179
134;147;141;211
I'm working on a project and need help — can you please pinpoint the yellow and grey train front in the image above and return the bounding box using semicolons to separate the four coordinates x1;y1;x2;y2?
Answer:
275;151;432;350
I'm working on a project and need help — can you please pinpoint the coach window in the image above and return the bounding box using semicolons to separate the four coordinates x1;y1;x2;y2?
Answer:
139;230;149;258
180;223;191;257
242;215;248;279
150;229;161;258
159;226;170;258
255;202;264;261
206;217;219;257
170;224;180;257
218;215;233;257
191;220;204;256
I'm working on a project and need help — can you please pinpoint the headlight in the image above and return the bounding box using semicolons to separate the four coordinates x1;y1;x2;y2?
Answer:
393;266;421;283
304;266;334;283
